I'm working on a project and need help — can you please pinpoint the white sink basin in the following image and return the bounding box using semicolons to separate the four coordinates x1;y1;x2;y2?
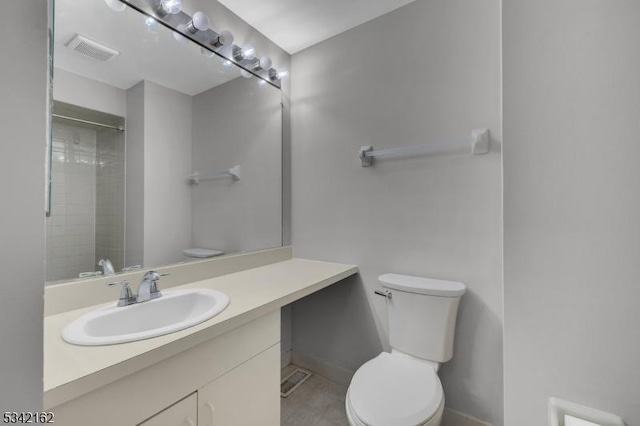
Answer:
62;289;230;346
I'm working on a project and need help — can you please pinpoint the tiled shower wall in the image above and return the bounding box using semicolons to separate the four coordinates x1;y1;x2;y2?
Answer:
46;121;97;282
46;120;125;282
95;128;125;272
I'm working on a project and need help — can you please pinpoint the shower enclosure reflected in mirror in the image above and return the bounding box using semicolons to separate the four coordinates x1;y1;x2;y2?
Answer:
46;0;282;283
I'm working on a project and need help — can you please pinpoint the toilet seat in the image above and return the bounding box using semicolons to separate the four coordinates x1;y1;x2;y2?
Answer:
347;352;444;426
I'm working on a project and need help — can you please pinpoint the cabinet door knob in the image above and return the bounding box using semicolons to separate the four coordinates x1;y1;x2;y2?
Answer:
183;418;195;426
206;401;215;426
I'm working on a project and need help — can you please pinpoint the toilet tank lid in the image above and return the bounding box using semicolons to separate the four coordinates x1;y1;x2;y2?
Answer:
183;248;224;258
379;274;466;297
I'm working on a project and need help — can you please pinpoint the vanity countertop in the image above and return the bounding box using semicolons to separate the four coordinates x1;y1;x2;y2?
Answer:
44;258;358;409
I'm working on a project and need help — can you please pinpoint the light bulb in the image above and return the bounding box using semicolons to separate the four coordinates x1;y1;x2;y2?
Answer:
221;59;233;68
240;70;252;79
160;0;182;14
212;30;234;48
105;0;126;12
241;44;256;60
144;17;159;33
258;79;267;87
259;56;272;70
219;45;234;60
187;11;210;33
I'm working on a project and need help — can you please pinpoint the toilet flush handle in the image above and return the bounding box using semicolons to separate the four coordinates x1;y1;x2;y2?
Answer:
374;289;392;299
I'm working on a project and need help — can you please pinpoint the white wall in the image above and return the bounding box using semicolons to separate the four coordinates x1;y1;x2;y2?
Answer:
0;0;46;411
53;68;126;117
290;0;502;423
183;0;292;247
143;81;193;267
503;1;640;424
191;77;282;255
125;81;193;268
125;82;145;267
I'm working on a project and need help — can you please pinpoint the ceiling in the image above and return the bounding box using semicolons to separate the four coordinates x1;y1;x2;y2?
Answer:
55;0;242;96
55;0;419;93
218;0;418;54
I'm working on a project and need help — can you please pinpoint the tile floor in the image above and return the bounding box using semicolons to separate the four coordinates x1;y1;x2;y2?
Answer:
281;364;349;426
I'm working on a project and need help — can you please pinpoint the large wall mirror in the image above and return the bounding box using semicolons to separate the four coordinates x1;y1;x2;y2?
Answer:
47;0;283;284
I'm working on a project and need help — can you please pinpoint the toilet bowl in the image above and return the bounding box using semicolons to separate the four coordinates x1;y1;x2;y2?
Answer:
345;352;444;426
345;274;465;426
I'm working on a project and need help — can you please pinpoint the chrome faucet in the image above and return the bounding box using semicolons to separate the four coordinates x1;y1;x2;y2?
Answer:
107;271;168;307
136;271;165;303
98;259;115;276
107;280;136;307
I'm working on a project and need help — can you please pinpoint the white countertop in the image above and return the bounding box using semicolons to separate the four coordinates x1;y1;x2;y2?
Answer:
44;258;358;409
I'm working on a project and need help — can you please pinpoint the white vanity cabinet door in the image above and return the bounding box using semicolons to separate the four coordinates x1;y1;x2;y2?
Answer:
138;393;197;426
198;344;280;426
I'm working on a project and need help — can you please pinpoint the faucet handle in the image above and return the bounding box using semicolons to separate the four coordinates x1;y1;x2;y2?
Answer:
121;264;142;273
141;271;165;301
107;280;135;307
143;271;166;281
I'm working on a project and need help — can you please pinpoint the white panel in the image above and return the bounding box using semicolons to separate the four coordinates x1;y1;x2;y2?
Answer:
549;398;626;426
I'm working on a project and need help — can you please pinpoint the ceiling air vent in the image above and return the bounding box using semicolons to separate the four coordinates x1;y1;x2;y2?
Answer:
66;34;119;62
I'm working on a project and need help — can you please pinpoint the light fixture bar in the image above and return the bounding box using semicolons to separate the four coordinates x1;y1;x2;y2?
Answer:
119;0;282;89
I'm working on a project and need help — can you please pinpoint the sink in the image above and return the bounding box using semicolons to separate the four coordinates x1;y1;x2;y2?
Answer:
62;289;230;346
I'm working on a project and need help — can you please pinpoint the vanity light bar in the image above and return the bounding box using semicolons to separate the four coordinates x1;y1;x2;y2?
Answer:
118;0;285;88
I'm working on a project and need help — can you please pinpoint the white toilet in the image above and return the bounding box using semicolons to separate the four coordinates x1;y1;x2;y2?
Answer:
346;273;466;426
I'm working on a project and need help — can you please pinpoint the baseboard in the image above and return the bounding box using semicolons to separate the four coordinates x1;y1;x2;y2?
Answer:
290;350;355;386
443;408;492;426
281;350;292;369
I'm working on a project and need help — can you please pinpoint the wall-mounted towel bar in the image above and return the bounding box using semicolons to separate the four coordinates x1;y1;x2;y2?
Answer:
358;128;490;167
189;165;241;184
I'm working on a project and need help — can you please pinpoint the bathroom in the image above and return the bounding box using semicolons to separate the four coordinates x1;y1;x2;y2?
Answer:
1;0;639;425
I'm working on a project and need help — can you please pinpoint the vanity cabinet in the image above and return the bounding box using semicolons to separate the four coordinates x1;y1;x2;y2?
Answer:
50;311;280;426
138;394;197;426
198;345;280;426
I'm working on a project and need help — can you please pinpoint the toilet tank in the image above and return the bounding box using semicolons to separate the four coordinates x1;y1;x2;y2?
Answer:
380;274;466;363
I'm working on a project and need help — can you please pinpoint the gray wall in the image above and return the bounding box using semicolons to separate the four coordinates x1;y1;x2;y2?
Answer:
125;81;193;268
503;1;640;424
290;0;502;423
143;81;193;267
0;0;47;411
192;77;282;255
53;69;127;118
186;0;292;246
125;82;145;267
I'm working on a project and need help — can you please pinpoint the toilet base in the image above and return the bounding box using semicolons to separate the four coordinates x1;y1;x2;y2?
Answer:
345;387;445;426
